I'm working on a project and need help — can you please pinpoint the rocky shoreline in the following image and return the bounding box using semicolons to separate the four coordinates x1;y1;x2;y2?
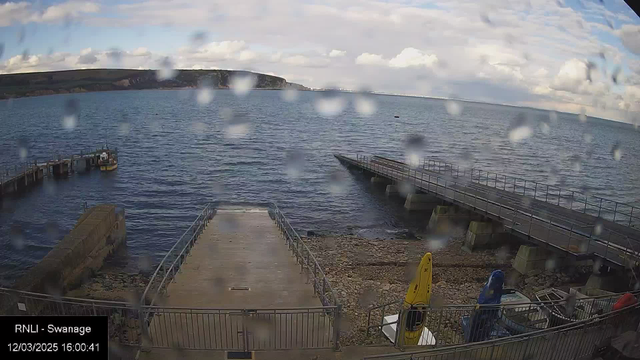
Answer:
303;230;592;346
66;271;150;303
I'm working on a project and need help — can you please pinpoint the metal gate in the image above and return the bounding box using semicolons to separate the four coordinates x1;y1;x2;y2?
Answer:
143;306;339;351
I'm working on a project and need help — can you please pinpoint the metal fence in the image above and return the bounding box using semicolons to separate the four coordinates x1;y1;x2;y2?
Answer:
363;302;640;360
422;158;640;229
366;291;640;350
349;155;640;269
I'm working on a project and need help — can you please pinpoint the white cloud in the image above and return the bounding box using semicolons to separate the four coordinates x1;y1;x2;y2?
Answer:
132;47;151;56
388;48;438;68
355;53;386;66
238;50;257;61
329;49;346;57
0;1;99;26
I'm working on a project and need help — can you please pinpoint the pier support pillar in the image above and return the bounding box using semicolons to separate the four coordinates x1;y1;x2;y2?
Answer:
427;205;479;233
463;221;508;252
385;185;398;196
371;176;392;185
513;245;551;275
404;193;439;211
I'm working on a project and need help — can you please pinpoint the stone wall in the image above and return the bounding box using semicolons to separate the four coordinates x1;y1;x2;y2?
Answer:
13;204;126;294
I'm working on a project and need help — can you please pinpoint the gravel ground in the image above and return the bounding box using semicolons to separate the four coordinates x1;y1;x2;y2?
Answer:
303;230;592;346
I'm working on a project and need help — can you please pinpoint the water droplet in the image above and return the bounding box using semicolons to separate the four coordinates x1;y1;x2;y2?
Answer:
285;150;305;179
281;88;299;102
358;287;377;307
138;255;153;273
190;31;208;45
62;99;79;130
578;107;587;123
459;150;474;169
191;122;207;134
212;277;227;293
545;258;556;270
611;142;622;161
583;133;593;143
118;122;131;136
221;109;251;139
404;134;425;167
10;225;25;250
106;48;122;63
404;261;419;282
156;57;177;81
45;221;59;240
17;27;25;44
219;213;239;233
549;111;558;125
230;72;257;97
17;137;29;161
445;100;462;116
508;114;532;143
540;122;550;135
196;78;214;105
398;181;415;196
496;246;509;263
425;236;446;251
0;43;4;59
328;169;349;195
354;94;377;116
570;155;582;172
594;222;603;236
314;90;346;117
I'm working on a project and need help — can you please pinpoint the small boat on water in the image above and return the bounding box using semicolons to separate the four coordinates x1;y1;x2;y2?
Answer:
499;290;549;334
98;150;118;171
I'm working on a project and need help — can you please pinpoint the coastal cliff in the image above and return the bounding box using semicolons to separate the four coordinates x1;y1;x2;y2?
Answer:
0;69;308;99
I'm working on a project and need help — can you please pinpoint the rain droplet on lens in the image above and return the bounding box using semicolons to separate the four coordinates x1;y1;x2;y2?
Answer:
398;181;415;196
328;169;349;195
190;122;206;134
285;150;305;179
549;111;558;125
106;47;122;63
540;122;550;135
545;258;556;271
10;225;25;250
156;56;177;81
45;221;60;240
594;222;603;236
281;88;298;102
222;110;251;139
190;31;208;45
358;287;377;307
21;49;29;61
138;255;153;273
583;133;593;143
196;78;214;105
17;27;25;44
314;90;346;117
404;134;425;167
445;100;462;116
611;142;622;161
118;122;131;136
570;155;582;172
354;93;377;116
230;72;257;97
0;43;4;59
425;236;446;251
62;99;79;130
611;66;621;84
404;261;419;282
508;114;532;143
578;107;587;123
496;246;509;263
17;137;29;160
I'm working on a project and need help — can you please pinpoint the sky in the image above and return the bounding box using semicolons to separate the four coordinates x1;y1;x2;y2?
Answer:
0;0;639;123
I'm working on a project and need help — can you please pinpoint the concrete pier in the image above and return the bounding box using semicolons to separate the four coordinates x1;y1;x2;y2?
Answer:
144;207;331;351
513;245;551;274
371;176;392;185
403;193;439;211
385;184;398;196
463;221;508;252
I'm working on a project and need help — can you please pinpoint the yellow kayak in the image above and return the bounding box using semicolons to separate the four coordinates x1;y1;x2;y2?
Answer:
402;252;432;345
100;163;118;171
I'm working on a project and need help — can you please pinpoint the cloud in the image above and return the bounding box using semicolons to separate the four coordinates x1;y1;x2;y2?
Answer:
0;1;99;26
388;48;438;68
329;49;346;57
355;52;386;66
619;24;640;55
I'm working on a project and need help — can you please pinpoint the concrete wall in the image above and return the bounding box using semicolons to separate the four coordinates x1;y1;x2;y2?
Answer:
13;204;126;293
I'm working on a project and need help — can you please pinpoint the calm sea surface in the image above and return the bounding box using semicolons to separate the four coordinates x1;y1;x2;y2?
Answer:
1;89;638;286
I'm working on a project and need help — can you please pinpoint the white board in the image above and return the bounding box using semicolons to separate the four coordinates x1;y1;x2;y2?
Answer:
381;314;436;346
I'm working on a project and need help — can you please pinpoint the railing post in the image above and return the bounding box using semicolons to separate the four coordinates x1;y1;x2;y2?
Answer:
597;198;603;218
524;180;527;196
613;202;618;223
630;207;634;227
333;304;342;351
545;185;549;202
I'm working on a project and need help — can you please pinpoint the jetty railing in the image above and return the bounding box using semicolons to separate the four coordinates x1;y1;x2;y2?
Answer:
366;290;639;349
350;154;640;269
363;301;640;360
421;157;640;229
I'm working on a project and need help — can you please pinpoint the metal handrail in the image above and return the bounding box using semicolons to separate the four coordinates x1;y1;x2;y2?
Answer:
363;301;640;359
421;156;640;228
351;154;640;268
